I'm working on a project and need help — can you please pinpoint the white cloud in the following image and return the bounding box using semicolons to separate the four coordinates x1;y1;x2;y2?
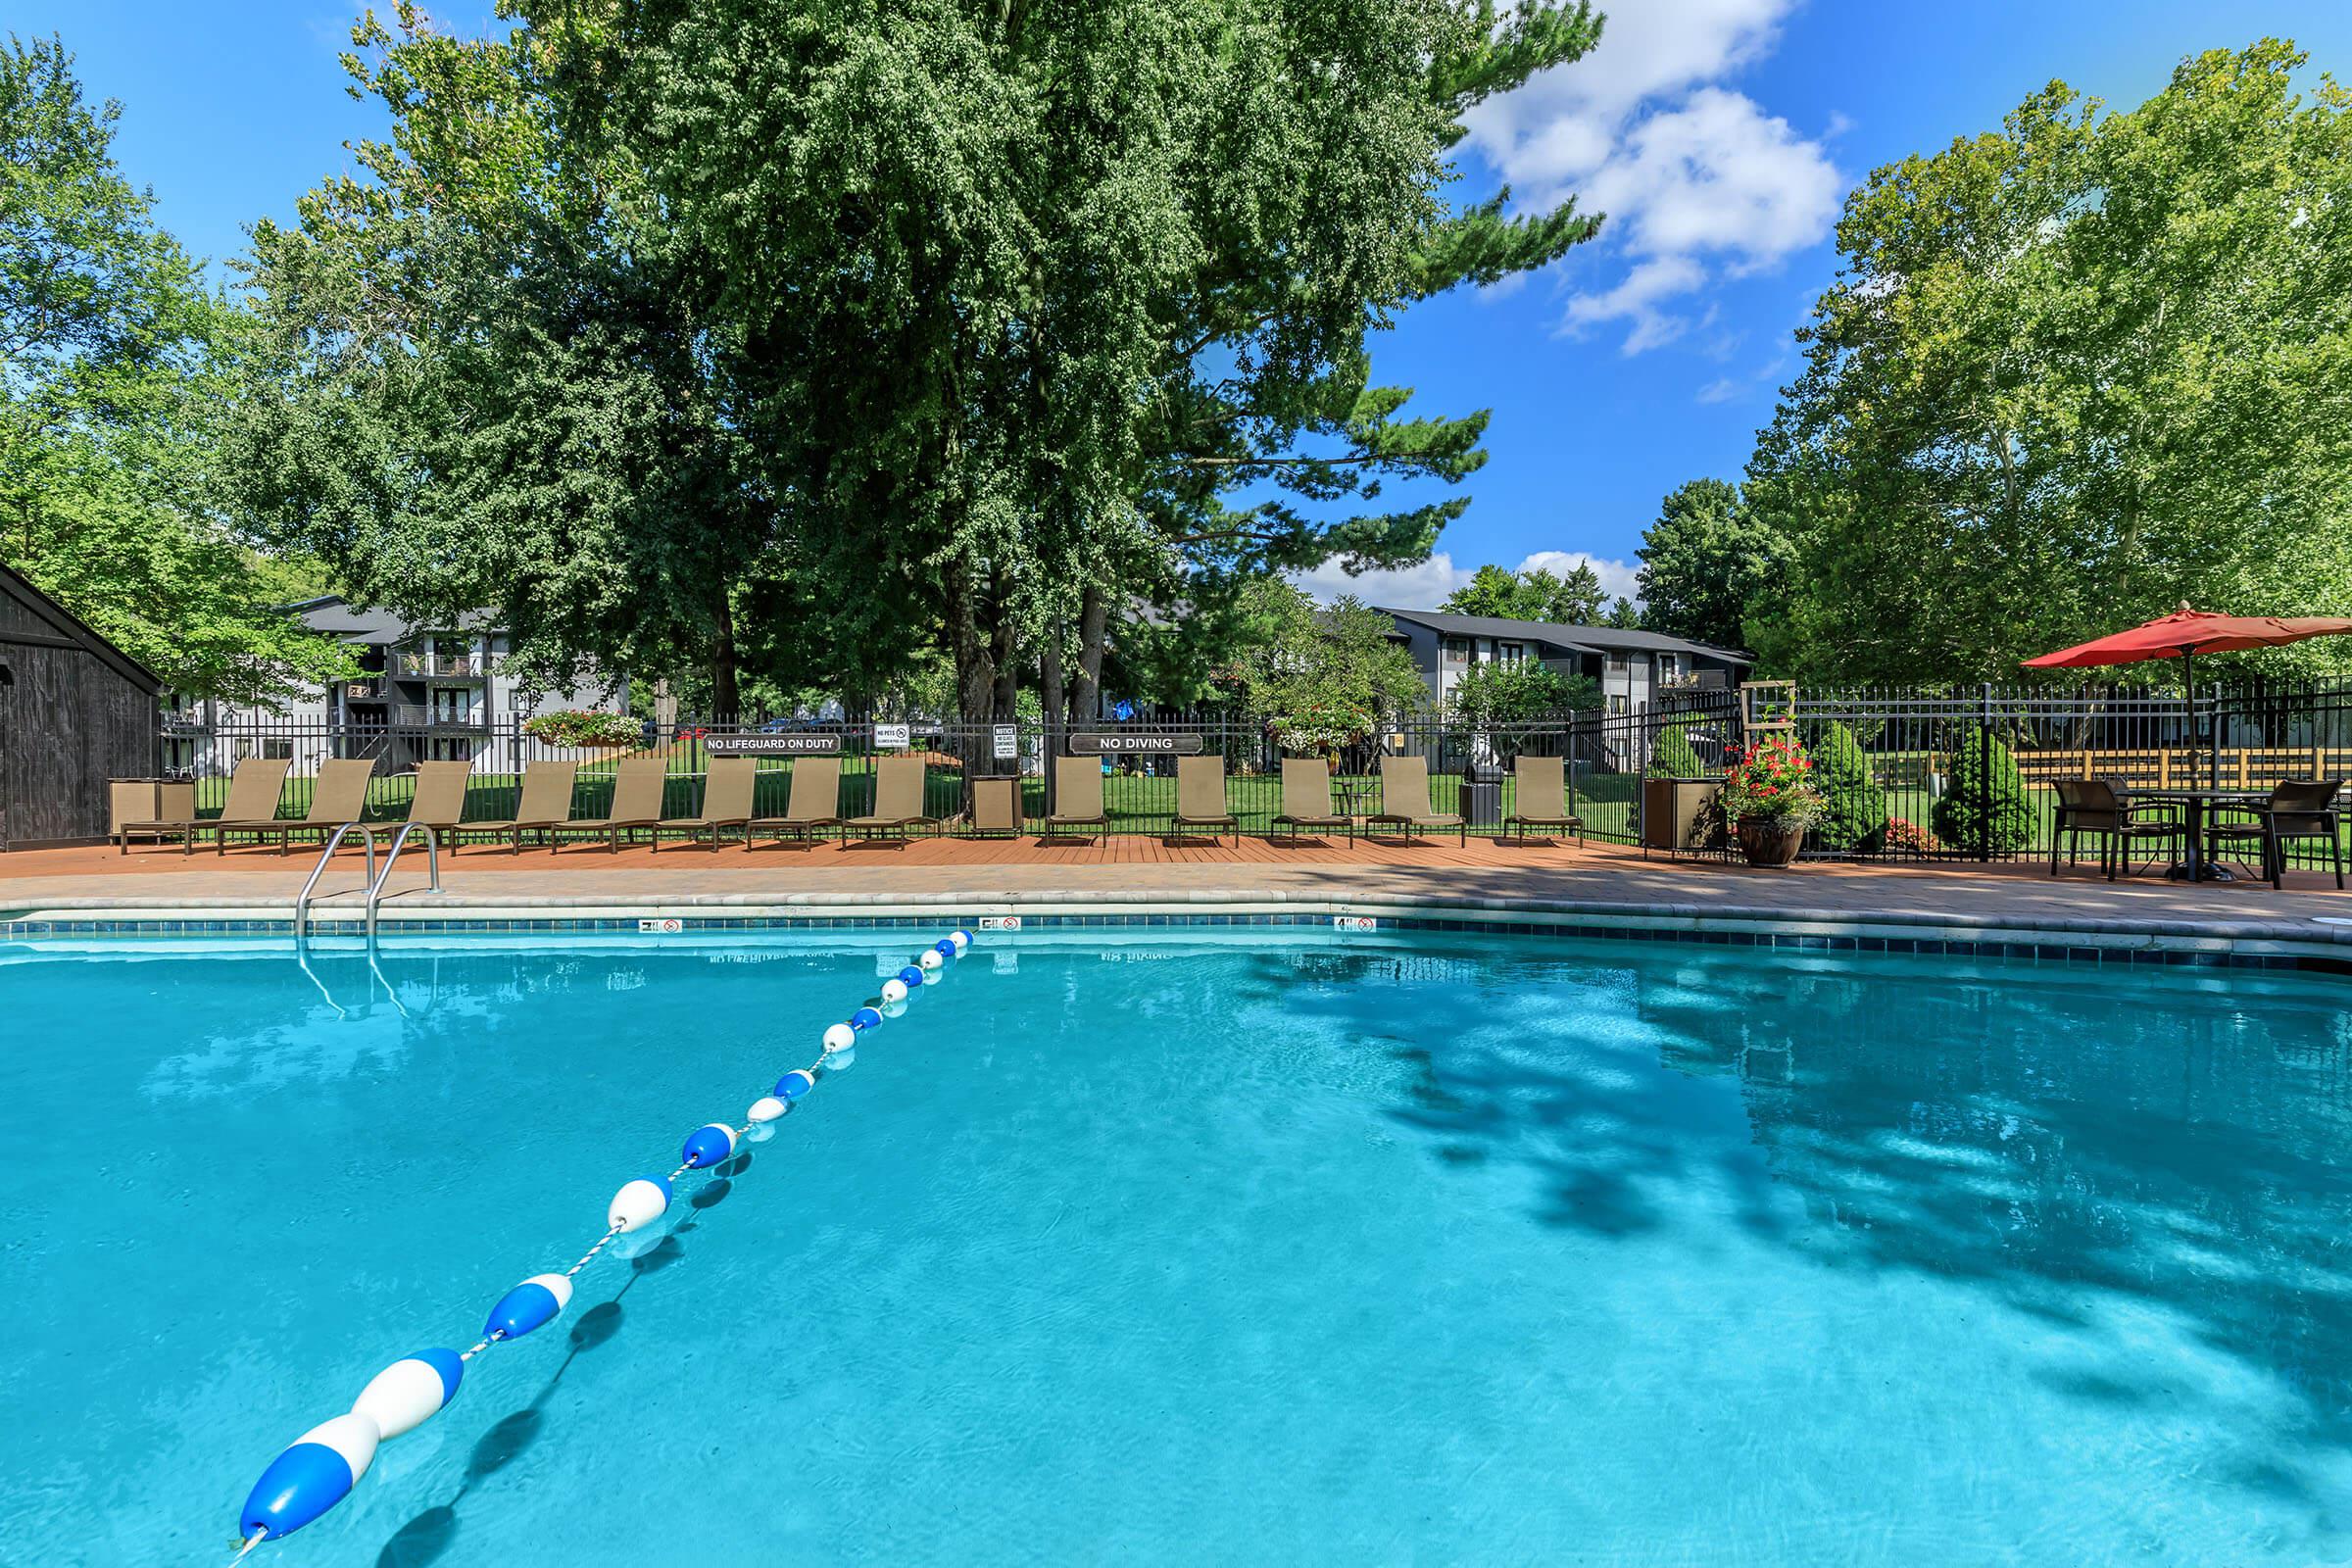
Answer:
1294;550;1642;612
1695;377;1742;404
1461;0;1841;353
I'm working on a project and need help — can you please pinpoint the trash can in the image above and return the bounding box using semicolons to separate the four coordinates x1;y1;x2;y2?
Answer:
1460;761;1504;829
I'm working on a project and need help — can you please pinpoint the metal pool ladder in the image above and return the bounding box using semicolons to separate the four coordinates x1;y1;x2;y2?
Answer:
365;823;442;939
293;822;382;938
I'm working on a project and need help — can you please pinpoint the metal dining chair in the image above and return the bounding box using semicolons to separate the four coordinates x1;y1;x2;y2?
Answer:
2204;780;2345;890
2049;778;2184;880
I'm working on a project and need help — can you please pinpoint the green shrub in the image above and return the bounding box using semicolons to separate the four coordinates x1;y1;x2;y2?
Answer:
1647;722;1707;778
1931;726;2034;856
1813;721;1887;852
523;710;641;749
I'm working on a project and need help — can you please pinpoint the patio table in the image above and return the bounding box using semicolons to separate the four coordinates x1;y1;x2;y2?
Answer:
2125;787;2267;882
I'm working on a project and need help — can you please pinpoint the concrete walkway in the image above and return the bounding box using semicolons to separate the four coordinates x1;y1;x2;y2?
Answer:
7;837;2350;953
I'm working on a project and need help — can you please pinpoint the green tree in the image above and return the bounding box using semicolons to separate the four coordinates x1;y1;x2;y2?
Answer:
0;35;347;703
1216;580;1426;751
1811;720;1887;852
1635;478;1789;653
1442;560;1608;624
1445;659;1597;730
1750;40;2352;684
1932;726;2034;857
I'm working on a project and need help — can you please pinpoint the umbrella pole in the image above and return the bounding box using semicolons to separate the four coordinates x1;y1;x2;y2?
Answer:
2183;647;2197;790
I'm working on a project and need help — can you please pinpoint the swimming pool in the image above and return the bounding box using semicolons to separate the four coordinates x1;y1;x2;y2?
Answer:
5;928;2349;1565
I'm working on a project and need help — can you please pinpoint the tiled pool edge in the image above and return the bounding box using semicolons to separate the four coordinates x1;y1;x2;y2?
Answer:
5;890;2351;975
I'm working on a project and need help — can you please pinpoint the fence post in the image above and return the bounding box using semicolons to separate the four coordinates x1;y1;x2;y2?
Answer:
1977;682;1993;863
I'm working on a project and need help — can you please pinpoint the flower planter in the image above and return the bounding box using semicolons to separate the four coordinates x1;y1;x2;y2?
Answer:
1735;817;1807;867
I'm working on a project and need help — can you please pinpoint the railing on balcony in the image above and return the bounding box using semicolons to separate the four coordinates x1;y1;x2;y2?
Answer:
395;652;483;678
389;704;487;727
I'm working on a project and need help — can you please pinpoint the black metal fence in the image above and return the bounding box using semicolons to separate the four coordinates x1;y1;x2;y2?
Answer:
150;680;2352;867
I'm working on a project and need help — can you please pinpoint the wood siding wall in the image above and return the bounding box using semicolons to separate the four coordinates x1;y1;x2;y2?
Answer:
0;592;157;848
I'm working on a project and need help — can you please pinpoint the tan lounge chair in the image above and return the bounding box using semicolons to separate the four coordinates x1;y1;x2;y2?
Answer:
464;760;581;853
845;756;940;842
1170;756;1238;846
1368;755;1466;846
965;775;1022;839
1044;756;1108;841
549;757;670;853
401;761;473;838
749;755;843;848
117;760;285;856
215;758;375;855
1271;758;1353;845
656;757;759;851
1503;754;1583;846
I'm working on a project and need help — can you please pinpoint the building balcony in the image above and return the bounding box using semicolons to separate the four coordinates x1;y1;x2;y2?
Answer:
396;652;485;678
391;704;487;728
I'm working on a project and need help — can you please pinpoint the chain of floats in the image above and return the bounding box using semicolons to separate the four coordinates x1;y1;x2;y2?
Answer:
228;929;978;1561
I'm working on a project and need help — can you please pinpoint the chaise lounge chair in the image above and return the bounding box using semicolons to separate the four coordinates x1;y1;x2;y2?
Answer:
1271;758;1353;845
965;775;1022;839
845;756;941;843
214;758;376;855
549;757;670;853
745;754;843;847
1170;755;1239;846
398;760;474;844
463;760;581;854
654;756;759;851
1503;755;1583;846
116;757;288;856
1368;756;1466;846
1044;756;1108;842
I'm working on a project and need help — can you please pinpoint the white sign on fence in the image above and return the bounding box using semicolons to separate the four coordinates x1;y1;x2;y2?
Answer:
873;723;911;750
993;723;1017;760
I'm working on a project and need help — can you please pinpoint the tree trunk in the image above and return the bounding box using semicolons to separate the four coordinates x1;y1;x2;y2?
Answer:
1040;632;1065;738
990;575;1019;721
1071;586;1107;725
944;554;995;722
711;592;740;719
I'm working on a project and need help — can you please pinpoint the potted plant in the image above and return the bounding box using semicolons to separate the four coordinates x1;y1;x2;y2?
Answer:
1720;734;1827;867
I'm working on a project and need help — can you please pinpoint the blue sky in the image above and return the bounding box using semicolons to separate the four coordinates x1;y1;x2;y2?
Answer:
19;0;2352;608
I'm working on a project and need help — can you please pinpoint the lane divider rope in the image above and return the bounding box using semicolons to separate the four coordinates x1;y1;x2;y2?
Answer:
227;929;978;1559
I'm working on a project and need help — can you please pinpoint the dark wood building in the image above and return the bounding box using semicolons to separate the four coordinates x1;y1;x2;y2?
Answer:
0;563;160;849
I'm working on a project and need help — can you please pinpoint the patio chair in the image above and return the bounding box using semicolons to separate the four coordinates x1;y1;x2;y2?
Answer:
2048;778;2183;880
965;775;1022;839
2203;779;2345;890
749;755;844;848
845;756;941;842
651;757;760;852
116;759;286;856
549;757;670;853
401;761;474;837
1271;758;1352;845
464;760;581;853
1044;756;1108;842
1368;755;1466;846
1503;755;1583;846
215;758;376;855
1170;755;1238;846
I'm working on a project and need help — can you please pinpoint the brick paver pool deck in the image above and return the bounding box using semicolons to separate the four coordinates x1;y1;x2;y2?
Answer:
6;837;2350;960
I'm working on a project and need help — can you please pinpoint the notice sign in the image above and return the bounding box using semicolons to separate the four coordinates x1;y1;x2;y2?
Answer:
706;732;843;756
639;917;683;935
873;722;912;750
993;722;1018;760
1333;915;1378;933
1068;732;1204;756
977;915;1023;932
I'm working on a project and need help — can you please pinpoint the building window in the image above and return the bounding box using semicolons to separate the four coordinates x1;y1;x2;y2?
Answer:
428;736;475;761
1496;641;1526;666
1606;653;1630;675
1442;638;1470;666
1657;654;1683;682
1607;695;1629;715
430;687;478;724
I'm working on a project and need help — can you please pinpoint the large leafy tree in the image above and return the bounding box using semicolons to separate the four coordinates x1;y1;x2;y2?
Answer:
239;0;1606;721
1748;41;2352;684
0;34;347;703
1635;478;1789;653
1441;560;1609;624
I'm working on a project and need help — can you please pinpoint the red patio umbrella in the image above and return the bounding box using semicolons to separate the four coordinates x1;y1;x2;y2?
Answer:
2024;604;2352;785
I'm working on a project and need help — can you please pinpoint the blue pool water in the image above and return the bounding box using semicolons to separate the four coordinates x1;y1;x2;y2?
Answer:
4;929;2351;1565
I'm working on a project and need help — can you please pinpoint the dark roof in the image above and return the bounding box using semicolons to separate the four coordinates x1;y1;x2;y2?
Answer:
277;595;502;644
1377;607;1748;664
0;559;163;692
